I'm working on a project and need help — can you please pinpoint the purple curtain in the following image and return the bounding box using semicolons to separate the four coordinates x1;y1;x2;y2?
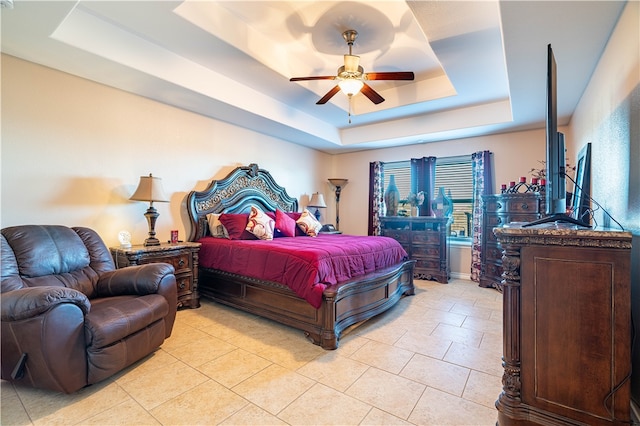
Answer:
470;150;494;282
368;161;384;235
411;157;437;216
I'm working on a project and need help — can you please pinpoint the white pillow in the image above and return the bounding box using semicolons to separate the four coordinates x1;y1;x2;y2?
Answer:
246;206;275;240
296;209;323;237
206;213;229;238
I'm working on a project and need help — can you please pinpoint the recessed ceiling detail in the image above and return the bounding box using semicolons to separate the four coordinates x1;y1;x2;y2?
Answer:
0;1;626;153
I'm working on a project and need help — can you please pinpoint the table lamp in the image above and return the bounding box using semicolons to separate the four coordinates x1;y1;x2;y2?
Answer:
307;192;327;221
130;173;169;246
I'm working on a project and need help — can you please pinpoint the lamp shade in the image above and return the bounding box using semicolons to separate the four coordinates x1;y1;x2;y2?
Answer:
130;174;169;203
307;192;327;208
328;178;349;188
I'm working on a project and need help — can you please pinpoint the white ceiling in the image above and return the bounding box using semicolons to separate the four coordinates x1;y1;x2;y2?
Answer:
0;1;626;154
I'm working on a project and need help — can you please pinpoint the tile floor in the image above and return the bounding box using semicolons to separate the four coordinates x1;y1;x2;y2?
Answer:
1;278;504;425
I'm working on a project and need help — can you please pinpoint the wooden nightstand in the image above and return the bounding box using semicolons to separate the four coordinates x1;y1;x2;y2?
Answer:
110;242;201;309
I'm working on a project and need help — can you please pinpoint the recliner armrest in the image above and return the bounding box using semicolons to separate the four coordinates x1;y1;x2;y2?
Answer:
96;263;175;297
1;287;90;321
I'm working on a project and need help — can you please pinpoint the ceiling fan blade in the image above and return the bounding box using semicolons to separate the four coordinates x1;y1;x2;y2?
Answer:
290;76;336;82
364;71;415;81
317;85;341;104
361;83;385;104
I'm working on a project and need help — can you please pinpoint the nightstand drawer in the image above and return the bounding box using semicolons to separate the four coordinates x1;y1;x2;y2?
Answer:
412;232;440;244
382;229;411;244
142;250;192;274
110;242;201;309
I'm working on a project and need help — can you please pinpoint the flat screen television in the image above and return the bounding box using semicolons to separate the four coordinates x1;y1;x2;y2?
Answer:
524;44;590;228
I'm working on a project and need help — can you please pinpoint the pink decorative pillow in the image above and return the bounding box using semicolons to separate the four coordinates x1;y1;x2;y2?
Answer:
286;212;306;236
219;213;257;240
246;206;275;240
296;209;323;237
274;209;296;237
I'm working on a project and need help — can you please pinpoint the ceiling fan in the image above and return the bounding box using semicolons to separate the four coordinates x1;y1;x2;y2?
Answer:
290;29;415;106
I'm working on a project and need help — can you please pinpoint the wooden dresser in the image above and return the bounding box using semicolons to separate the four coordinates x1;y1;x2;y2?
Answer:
380;216;450;283
111;242;201;309
495;225;632;425
479;192;544;290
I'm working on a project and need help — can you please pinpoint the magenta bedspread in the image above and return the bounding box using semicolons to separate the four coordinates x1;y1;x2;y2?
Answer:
198;234;408;309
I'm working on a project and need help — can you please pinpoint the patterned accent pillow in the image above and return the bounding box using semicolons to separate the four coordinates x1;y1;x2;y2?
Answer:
246;206;275;240
205;213;229;238
296;209;323;237
274;209;296;237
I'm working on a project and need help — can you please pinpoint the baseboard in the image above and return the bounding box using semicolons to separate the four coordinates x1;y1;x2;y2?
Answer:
450;272;472;281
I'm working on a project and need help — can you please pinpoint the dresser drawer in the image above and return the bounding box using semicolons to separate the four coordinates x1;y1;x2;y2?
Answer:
505;198;540;213
382;229;411;244
486;214;504;227
412;245;441;258
412;232;440;244
415;258;441;270
486;245;503;262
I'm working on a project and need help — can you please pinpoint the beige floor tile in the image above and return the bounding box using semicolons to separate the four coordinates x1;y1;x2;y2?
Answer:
219;403;288;425
15;381;128;426
165;334;237;368
197;348;272;388
161;321;215;352
350;340;413;374
479;330;503;355
461;315;503;335
463;370;503;409
1;384;32;426
393;330;452;359
113;350;179;385
231;364;315;415
82;398;161;425
279;383;372;425
450;302;493;319
443;342;504;377
119;361;209;410
296;352;369;392
345;367;425;420
400;353;470;396
354;320;409;345
257;336;325;370
421;307;467;327
430;322;484;348
408;387;498;425
150;380;248;425
360;407;413;425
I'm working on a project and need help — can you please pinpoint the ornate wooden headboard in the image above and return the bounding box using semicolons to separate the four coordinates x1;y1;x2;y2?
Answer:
186;163;298;241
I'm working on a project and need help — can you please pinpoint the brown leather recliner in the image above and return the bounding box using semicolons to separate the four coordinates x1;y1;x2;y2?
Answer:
1;225;177;394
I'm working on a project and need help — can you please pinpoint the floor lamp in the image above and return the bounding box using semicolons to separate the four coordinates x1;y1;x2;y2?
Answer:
328;178;348;231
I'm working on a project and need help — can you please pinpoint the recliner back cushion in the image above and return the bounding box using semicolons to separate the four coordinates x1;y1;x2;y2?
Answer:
1;225;99;297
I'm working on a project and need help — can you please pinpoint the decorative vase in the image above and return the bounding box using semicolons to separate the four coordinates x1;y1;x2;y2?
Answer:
384;175;400;216
431;187;453;218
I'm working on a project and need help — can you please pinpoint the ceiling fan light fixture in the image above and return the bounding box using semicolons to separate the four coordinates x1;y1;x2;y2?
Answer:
344;54;360;73
338;78;364;96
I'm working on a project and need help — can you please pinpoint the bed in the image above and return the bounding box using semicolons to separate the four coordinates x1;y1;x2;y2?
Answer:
186;163;415;349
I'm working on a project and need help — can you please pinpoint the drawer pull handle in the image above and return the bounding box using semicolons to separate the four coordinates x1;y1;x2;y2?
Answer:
496;217;502;224
496;202;502;209
179;281;186;289
178;259;185;267
521;203;529;210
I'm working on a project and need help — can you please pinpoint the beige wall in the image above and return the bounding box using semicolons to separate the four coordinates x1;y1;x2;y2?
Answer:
0;54;331;247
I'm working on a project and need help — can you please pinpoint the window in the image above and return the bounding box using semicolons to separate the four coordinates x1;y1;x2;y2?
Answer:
384;155;473;238
434;156;473;238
